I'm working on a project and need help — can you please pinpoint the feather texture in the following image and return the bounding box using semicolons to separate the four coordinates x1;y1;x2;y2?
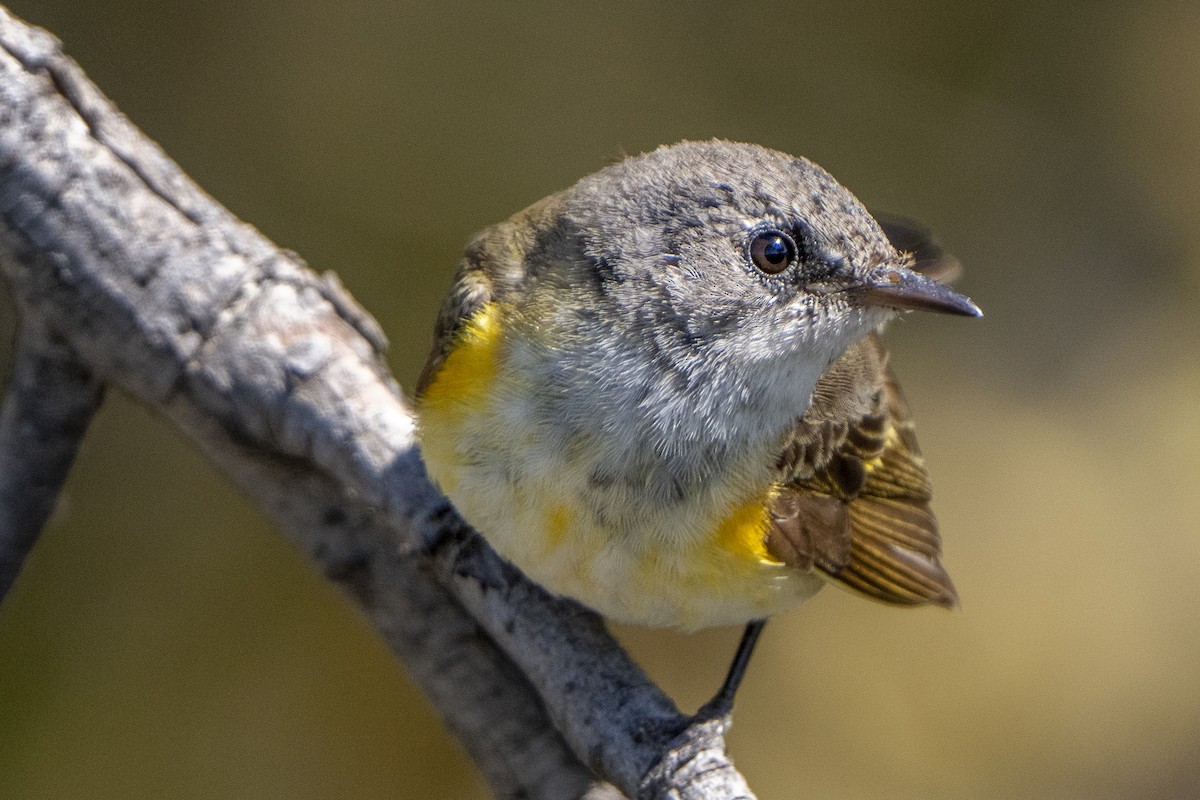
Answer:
766;334;958;607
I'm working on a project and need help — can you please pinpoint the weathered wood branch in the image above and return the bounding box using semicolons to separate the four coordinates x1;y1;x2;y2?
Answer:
0;319;102;599
0;7;755;799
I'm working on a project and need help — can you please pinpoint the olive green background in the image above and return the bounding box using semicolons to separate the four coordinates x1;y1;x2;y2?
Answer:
2;2;1198;798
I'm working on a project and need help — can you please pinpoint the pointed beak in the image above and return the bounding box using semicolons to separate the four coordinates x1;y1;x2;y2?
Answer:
849;266;982;317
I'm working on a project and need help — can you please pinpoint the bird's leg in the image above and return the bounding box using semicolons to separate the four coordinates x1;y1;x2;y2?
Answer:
695;618;767;721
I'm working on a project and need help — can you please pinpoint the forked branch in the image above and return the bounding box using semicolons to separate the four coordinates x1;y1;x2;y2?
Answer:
0;7;754;799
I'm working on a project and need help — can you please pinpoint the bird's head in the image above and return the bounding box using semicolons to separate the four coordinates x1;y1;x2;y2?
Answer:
546;140;979;373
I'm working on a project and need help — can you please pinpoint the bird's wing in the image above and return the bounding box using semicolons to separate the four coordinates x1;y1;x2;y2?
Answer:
876;213;963;284
765;333;958;607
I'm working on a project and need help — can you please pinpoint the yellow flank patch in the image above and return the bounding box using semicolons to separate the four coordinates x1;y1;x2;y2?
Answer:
418;304;503;496
420;304;503;417
711;490;779;565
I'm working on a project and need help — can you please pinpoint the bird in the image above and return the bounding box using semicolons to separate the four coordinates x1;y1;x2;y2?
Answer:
415;139;980;713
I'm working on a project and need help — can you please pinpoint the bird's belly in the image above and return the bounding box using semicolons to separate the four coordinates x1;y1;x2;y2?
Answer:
511;502;826;629
421;393;824;628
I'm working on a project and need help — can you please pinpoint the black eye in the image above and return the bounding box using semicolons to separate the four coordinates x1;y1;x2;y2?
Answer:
748;229;798;275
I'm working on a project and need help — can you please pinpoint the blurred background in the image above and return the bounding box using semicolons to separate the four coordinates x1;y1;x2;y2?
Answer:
1;2;1198;798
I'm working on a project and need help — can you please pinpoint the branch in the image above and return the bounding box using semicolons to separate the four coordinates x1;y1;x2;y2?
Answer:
175;398;600;800
0;320;103;599
0;7;754;798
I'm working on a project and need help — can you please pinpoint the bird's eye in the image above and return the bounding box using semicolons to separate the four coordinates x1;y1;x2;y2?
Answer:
747;229;798;275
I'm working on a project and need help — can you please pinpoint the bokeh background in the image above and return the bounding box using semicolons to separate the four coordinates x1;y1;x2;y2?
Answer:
1;2;1198;798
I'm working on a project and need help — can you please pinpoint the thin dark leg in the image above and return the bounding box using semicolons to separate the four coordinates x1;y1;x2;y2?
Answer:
696;618;767;719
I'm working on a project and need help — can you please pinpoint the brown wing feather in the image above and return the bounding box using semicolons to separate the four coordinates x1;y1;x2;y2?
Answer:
876;213;963;285
766;334;958;607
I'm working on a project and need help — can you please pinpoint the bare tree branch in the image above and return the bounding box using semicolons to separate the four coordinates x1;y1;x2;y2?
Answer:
0;7;755;798
175;396;601;800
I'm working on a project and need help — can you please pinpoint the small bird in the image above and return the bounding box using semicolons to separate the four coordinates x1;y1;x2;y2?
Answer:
416;140;979;711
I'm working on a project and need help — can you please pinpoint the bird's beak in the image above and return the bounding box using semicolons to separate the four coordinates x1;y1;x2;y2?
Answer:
850;266;982;317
